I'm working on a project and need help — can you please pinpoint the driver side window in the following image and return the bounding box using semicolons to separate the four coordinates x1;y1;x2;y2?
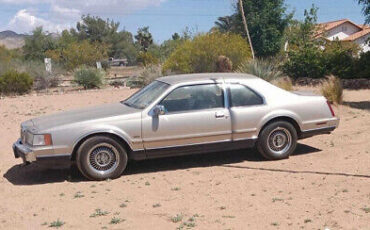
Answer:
159;84;224;113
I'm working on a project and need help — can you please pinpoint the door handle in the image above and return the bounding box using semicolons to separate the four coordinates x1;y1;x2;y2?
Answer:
215;112;225;118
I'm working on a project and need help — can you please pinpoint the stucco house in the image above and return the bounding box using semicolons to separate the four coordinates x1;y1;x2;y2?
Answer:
315;19;370;52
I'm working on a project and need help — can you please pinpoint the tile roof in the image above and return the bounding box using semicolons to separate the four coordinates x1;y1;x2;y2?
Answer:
315;19;368;41
342;28;370;41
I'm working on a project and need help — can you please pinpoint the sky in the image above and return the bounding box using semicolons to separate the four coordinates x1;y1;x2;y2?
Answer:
0;0;366;43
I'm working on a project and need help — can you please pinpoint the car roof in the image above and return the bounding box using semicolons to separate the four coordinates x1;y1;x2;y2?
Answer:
157;73;257;85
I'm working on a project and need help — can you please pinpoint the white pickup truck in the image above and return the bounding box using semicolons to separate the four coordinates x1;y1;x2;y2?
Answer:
108;57;127;66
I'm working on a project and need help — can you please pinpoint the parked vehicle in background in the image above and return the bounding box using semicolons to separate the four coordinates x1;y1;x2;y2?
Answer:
108;57;127;66
12;73;339;180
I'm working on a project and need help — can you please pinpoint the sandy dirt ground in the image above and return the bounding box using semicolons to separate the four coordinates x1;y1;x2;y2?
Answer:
0;87;369;230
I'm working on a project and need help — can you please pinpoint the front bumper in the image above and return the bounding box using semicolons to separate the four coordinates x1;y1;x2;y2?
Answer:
13;139;37;163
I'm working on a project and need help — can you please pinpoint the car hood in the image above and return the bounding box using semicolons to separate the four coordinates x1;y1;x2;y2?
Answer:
30;102;139;131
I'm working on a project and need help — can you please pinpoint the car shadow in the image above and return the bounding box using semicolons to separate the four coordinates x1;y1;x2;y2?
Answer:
343;101;370;111
3;143;320;186
125;143;320;175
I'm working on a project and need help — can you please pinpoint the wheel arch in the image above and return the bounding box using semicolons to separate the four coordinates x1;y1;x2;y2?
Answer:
71;132;133;161
258;116;301;137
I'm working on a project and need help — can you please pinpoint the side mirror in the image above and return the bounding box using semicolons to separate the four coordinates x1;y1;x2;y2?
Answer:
152;105;166;116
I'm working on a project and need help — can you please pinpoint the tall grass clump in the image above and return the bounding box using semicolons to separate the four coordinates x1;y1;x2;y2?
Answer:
273;77;293;91
74;66;105;89
321;75;343;104
237;59;283;82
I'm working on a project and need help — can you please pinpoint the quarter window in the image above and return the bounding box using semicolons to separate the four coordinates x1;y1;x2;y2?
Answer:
229;84;263;107
160;84;224;113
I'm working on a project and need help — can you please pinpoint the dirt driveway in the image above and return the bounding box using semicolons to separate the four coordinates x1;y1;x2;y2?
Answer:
0;87;369;230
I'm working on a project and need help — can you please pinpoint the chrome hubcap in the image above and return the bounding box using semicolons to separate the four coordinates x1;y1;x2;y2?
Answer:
87;143;119;175
267;127;292;154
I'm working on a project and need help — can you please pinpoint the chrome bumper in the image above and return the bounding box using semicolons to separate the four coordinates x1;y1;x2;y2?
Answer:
13;139;37;163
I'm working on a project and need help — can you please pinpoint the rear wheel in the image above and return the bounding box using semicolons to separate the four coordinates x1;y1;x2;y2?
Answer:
76;136;128;180
257;121;297;160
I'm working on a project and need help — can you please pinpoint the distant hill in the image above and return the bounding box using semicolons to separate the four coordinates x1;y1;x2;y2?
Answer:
0;30;26;49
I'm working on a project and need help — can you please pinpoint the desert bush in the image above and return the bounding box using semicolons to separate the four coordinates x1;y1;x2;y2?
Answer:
321;75;343;104
0;70;33;95
162;32;251;74
216;55;233;72
127;65;162;88
136;52;159;67
238;59;283;81
74;66;105;89
273;77;293;91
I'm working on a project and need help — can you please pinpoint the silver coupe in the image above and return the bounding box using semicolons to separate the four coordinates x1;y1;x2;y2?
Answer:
13;73;339;180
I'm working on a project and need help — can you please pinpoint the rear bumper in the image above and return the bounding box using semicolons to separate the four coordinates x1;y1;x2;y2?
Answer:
299;117;339;139
299;126;336;139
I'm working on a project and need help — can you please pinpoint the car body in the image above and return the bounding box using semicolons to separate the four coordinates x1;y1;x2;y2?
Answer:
13;73;339;180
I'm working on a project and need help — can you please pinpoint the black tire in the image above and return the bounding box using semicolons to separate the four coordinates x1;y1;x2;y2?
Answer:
257;121;297;160
76;135;128;180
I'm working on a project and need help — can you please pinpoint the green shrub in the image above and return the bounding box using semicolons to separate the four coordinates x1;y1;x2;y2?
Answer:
162;32;251;74
74;66;105;89
0;70;33;95
136;52;159;67
238;59;283;81
321;75;343;104
282;46;326;79
354;51;370;79
323;41;359;79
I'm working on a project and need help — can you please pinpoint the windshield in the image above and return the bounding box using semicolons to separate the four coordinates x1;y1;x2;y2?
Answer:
122;81;170;109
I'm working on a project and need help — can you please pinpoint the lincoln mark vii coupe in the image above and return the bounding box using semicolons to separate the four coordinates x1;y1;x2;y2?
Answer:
13;73;339;180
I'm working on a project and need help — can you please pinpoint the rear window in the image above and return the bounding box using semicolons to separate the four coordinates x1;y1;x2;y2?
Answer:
229;84;263;107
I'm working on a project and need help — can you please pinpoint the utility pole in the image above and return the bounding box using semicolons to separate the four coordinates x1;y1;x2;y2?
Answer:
239;0;255;59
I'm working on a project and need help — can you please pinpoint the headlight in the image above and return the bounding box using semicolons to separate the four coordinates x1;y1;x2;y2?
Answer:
25;132;52;146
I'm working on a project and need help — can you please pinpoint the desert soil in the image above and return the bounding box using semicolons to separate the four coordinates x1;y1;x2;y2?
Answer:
0;87;369;230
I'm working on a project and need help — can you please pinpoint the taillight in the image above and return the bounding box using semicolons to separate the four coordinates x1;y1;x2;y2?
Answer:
326;101;335;117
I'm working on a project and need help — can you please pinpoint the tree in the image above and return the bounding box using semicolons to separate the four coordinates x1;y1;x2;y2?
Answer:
23;27;57;60
108;30;138;64
358;0;370;24
135;27;153;52
282;5;326;78
286;5;320;49
73;15;119;43
172;33;180;40
214;15;239;33
215;0;292;58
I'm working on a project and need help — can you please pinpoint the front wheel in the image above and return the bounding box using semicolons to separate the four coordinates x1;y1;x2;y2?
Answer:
76;136;128;180
257;121;297;160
